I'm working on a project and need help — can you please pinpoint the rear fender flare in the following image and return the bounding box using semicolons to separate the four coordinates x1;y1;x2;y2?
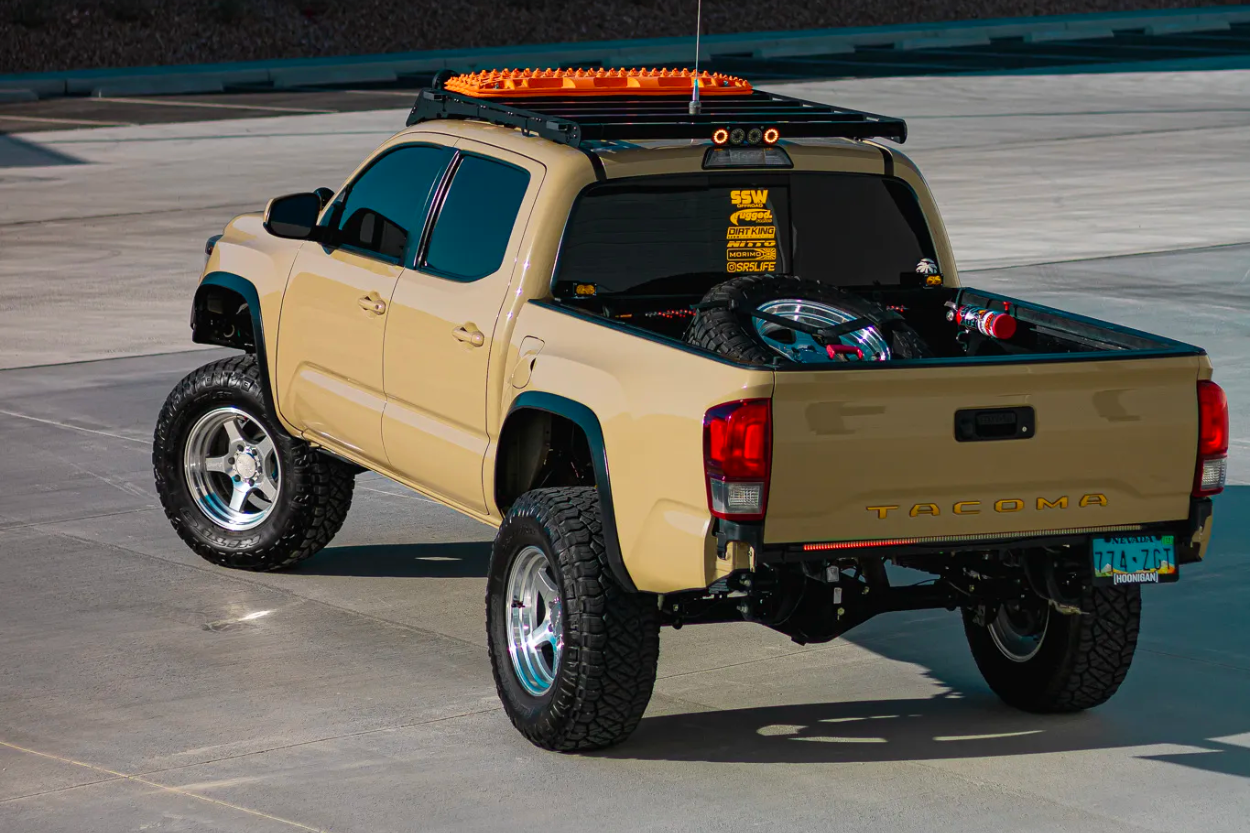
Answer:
506;391;637;593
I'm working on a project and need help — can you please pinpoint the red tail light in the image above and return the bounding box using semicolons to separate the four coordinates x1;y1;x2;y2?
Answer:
1194;380;1228;498
704;399;771;521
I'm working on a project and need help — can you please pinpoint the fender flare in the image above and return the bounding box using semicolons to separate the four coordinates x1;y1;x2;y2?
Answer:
194;272;277;419
506;391;637;593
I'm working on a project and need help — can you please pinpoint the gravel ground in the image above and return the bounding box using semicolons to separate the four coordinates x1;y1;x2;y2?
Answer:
2;0;1247;74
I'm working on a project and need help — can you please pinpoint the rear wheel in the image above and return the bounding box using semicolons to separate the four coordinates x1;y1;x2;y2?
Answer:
963;586;1141;713
153;354;355;571
486;487;660;751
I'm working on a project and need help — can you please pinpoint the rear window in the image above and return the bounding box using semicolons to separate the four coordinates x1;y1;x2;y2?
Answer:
554;173;936;297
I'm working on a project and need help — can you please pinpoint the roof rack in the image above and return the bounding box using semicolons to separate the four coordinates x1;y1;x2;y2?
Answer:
406;77;907;148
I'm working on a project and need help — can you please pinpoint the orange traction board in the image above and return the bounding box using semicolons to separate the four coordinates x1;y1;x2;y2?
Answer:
443;68;753;98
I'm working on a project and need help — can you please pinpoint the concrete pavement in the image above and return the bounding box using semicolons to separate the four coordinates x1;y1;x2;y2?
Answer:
0;350;1247;832
1;69;1248;832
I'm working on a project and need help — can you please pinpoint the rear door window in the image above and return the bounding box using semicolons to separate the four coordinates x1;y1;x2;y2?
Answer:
421;155;531;281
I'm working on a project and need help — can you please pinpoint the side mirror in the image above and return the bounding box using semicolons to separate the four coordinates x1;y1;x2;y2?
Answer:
263;192;322;240
313;187;336;209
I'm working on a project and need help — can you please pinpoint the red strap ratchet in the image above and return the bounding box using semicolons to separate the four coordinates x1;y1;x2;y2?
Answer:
826;344;864;360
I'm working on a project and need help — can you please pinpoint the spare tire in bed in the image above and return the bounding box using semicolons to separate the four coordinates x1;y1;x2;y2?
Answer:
685;275;932;365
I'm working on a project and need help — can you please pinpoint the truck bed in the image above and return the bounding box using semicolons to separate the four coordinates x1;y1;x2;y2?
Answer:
546;287;1208;546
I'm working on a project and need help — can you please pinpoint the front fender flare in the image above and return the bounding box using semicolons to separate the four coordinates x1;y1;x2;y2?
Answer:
194;272;277;419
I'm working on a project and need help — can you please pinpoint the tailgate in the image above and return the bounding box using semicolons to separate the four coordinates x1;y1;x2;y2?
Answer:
766;356;1205;544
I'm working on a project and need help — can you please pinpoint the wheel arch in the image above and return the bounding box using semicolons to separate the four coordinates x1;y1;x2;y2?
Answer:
500;392;636;592
192;272;278;418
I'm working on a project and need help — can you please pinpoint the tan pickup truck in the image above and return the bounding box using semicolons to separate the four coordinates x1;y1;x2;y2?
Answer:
152;69;1227;752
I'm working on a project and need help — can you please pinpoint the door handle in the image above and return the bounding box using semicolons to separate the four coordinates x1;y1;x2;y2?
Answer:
452;324;485;348
357;293;386;315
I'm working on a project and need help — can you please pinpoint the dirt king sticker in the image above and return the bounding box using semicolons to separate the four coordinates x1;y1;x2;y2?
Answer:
726;189;777;273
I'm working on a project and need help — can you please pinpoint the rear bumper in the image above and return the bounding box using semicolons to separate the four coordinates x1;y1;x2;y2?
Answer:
726;498;1213;566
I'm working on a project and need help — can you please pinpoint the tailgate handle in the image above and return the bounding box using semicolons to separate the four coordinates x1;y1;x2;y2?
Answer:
955;407;1035;442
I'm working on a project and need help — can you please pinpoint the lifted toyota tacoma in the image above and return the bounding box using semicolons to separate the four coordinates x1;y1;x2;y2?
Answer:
153;68;1227;752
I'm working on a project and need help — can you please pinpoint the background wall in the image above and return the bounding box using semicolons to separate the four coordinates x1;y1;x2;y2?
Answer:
3;0;1247;73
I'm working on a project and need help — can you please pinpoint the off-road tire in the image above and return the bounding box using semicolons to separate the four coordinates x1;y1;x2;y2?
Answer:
486;487;660;751
686;274;932;364
152;354;354;571
963;586;1141;713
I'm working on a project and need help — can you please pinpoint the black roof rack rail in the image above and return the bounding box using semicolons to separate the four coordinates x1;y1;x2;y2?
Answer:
406;87;907;147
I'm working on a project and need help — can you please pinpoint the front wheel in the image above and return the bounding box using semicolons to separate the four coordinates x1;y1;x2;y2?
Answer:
486;487;660;751
153;354;355;571
963;586;1141;713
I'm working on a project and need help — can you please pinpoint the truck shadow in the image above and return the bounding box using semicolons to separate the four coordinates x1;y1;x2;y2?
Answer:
612;486;1250;778
0;135;84;168
293;540;492;577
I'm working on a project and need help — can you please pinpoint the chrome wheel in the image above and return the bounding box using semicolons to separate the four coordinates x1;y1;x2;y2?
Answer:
506;546;564;696
183;406;280;532
988;601;1049;663
753;299;891;363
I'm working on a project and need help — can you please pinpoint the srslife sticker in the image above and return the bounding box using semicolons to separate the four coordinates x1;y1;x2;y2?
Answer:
726;189;777;273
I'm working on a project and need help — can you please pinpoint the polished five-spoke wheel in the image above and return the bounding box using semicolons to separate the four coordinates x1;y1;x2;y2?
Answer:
153;354;355;571
183;406;280;531
486;487;660;751
506;545;564;696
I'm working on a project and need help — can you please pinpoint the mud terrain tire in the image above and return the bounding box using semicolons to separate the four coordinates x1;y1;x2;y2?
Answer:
487;487;660;751
152;354;354;571
963;586;1141;713
686;274;931;364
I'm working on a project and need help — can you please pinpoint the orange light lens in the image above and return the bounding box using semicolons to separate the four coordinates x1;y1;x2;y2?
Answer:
763;127;780;144
712;128;729;145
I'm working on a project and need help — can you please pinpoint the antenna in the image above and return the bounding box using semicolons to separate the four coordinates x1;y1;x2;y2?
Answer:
689;0;703;115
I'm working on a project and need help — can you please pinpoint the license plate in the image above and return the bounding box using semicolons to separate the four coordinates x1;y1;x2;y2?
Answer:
1092;535;1177;586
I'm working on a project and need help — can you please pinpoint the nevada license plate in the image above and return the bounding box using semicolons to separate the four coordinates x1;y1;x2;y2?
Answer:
1092;535;1178;586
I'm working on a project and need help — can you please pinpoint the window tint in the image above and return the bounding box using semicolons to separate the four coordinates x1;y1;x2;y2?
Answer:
790;175;931;285
335;144;453;263
554;173;934;297
557;179;790;296
424;156;530;280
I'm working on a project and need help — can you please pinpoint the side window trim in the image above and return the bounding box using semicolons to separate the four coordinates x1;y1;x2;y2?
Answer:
412;150;463;270
416;151;533;284
321;141;453;268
